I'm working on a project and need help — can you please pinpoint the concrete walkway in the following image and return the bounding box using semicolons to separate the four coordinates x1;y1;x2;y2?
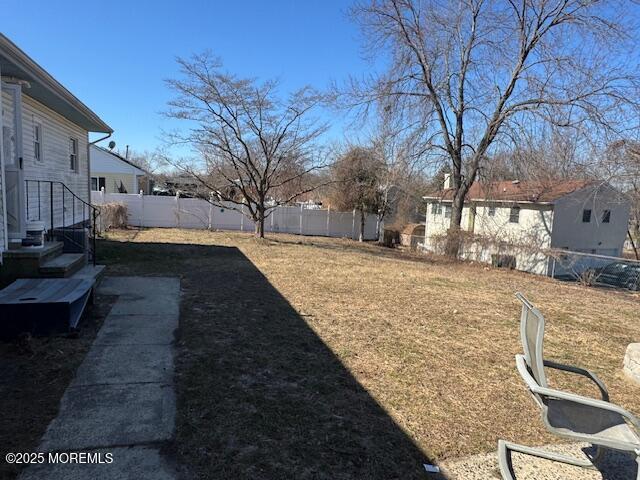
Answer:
20;277;180;480
440;442;638;479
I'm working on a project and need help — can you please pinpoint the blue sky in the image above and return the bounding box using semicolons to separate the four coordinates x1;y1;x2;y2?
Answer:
0;0;370;156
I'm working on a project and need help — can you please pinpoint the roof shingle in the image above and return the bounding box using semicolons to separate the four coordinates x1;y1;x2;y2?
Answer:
425;179;595;203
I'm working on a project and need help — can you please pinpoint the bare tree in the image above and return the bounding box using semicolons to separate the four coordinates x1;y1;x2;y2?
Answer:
497;126;593;182
369;101;431;234
346;0;640;256
329;146;385;241
124;149;159;174
601;140;640;259
165;53;328;238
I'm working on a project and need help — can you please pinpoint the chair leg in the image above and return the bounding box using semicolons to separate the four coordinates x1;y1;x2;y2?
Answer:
498;440;596;479
497;440;517;480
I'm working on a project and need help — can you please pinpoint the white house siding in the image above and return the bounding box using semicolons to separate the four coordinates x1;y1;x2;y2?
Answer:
551;185;630;256
474;203;553;248
21;93;89;229
425;202;553;246
424;201;554;274
91;172;136;194
0;89;13;251
89;146;146;194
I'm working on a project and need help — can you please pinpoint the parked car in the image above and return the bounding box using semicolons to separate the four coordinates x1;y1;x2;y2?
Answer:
584;262;640;291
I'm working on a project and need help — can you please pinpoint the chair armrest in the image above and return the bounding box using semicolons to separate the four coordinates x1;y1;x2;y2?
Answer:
543;359;609;402
531;384;640;433
498;439;595;479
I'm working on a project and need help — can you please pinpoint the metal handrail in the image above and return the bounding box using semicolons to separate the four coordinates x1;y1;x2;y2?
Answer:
25;180;100;266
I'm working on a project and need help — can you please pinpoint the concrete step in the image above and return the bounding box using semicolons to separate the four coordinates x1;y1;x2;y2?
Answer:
0;242;67;286
39;253;86;278
4;241;63;262
71;264;106;288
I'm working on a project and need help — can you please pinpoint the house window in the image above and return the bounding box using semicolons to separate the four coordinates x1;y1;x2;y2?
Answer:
444;205;452;219
91;177;106;191
431;203;438;214
602;210;611;223
509;206;520;223
69;137;78;171
488;206;496;217
582;209;592;223
34;123;42;162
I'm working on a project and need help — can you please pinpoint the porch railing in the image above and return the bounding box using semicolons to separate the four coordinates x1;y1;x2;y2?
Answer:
25;180;100;265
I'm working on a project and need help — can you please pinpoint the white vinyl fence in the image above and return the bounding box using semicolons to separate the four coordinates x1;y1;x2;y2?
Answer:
91;191;379;240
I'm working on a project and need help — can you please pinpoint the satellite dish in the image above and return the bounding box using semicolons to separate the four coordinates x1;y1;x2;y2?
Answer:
108;140;116;150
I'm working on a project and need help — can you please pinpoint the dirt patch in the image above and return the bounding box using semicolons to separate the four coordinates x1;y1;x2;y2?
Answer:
99;228;640;478
0;294;115;480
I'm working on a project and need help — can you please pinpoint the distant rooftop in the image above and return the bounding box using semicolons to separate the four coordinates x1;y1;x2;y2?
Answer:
424;179;596;204
90;145;149;175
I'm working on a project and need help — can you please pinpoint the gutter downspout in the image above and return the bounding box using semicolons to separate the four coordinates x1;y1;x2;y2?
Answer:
87;132;112;203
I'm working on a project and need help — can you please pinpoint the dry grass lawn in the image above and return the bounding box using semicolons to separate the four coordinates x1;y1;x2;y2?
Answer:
99;228;640;479
0;295;115;480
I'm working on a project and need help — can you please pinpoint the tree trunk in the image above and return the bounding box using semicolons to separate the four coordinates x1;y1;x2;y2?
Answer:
258;215;265;238
376;211;384;243
359;209;366;242
628;229;639;260
444;192;465;258
255;205;266;239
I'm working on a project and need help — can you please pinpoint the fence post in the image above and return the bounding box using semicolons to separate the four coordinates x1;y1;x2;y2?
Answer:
299;204;303;235
139;190;144;228
326;205;331;237
175;191;180;228
208;193;214;230
240;205;244;232
352;209;356;240
270;207;274;232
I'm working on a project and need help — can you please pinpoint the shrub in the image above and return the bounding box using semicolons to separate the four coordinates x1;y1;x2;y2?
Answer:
97;202;128;232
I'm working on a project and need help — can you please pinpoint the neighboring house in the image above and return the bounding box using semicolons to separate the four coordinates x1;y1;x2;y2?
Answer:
90;145;150;194
0;33;112;255
152;174;199;196
422;176;630;275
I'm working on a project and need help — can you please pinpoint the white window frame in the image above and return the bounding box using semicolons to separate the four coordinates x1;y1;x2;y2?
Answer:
69;137;78;172
34;122;43;162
